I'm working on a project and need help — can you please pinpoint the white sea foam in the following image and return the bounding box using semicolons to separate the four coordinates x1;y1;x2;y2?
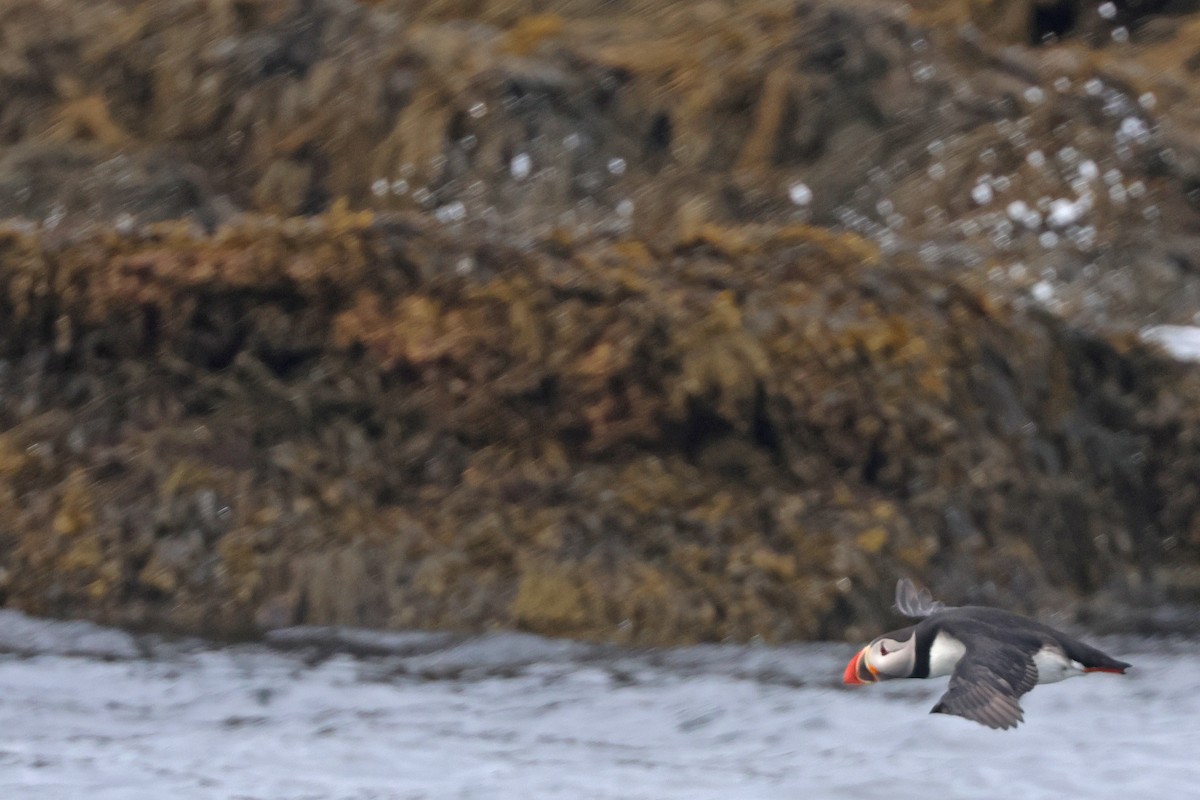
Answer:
0;612;1194;799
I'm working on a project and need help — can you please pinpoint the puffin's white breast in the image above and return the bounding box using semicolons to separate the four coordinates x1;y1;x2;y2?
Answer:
927;631;967;678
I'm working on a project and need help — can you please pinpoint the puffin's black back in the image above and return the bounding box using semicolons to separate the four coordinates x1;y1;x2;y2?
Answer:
916;606;1130;672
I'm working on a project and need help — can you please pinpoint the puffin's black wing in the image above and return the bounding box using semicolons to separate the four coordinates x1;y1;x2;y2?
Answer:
930;638;1039;730
894;578;947;618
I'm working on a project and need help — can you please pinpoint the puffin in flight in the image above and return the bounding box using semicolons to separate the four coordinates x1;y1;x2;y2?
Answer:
843;579;1130;729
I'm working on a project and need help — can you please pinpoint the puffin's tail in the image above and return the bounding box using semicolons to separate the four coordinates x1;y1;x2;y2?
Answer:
1065;639;1130;674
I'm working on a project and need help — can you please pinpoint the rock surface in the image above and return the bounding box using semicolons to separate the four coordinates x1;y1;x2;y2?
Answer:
1;0;1200;643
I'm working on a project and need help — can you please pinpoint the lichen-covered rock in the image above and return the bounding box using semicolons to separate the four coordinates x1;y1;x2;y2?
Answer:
2;0;1200;642
0;211;1196;643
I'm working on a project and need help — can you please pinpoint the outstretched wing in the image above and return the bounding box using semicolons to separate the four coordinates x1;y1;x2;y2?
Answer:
894;578;947;618
930;638;1039;730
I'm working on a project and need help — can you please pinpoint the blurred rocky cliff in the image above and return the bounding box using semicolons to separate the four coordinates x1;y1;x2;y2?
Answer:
2;0;1200;643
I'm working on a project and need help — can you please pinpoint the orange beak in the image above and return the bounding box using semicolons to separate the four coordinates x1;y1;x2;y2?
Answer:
843;647;878;685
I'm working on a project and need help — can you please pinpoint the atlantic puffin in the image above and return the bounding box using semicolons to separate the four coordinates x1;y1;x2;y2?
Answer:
842;579;1130;729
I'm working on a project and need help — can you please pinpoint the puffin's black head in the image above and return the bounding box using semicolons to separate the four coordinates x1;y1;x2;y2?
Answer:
843;625;918;685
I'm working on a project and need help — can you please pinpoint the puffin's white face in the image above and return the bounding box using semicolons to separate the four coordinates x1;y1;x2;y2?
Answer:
843;627;917;684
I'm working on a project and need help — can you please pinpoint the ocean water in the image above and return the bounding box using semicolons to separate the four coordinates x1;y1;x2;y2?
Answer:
0;611;1194;799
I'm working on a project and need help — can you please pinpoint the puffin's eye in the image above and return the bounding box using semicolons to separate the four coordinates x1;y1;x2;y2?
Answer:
879;643;889;656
